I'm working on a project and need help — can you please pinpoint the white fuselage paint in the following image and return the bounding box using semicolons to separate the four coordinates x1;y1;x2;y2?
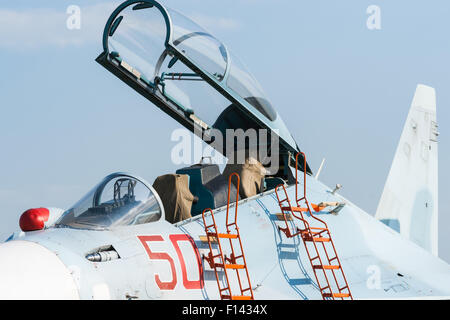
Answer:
1;173;450;300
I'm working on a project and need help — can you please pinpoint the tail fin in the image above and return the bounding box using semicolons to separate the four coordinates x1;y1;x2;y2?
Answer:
375;84;439;256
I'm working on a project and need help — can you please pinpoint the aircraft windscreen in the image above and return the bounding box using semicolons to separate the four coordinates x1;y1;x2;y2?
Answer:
55;173;162;230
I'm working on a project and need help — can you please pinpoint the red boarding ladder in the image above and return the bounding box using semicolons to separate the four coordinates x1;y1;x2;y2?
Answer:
275;152;353;300
202;173;254;301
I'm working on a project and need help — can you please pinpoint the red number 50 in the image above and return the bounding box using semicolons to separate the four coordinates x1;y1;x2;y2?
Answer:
138;234;204;290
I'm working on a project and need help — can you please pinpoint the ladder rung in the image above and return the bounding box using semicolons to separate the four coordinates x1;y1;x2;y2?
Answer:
281;206;308;212
232;295;253;300
206;232;218;237
329;256;338;262
217;233;239;239
312;230;328;236
302;230;324;237
242;288;252;292
335;293;351;298
323;293;351;298
225;264;245;270
304;237;330;242
313;265;340;270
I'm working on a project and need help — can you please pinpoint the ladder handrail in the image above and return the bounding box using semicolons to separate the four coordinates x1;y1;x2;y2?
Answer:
226;172;240;230
275;184;312;237
225;172;254;300
201;208;233;298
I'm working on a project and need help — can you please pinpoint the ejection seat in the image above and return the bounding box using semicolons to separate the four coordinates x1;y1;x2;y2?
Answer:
176;162;240;217
153;156;268;224
152;174;195;224
223;156;267;199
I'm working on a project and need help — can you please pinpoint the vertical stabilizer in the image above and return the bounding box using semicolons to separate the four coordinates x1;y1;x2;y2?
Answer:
375;84;439;256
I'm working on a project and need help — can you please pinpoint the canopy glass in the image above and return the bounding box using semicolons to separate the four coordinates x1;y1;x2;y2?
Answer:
97;0;310;173
55;173;163;230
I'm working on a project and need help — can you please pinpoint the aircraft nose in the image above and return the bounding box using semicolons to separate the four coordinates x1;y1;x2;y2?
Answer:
0;240;79;299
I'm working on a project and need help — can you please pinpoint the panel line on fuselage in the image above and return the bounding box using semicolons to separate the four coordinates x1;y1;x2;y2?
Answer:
255;195;320;298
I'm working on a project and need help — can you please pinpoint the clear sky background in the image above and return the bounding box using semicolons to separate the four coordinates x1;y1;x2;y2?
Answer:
0;0;449;261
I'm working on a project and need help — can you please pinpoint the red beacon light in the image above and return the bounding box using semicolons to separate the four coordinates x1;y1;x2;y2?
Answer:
19;208;50;232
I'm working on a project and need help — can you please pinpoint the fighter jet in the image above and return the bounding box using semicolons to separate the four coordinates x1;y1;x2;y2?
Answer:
0;0;445;300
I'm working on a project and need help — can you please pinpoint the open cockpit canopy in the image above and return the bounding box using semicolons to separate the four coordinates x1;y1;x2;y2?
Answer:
96;0;311;174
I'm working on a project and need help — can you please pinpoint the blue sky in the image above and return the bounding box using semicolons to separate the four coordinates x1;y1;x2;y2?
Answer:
1;0;449;261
